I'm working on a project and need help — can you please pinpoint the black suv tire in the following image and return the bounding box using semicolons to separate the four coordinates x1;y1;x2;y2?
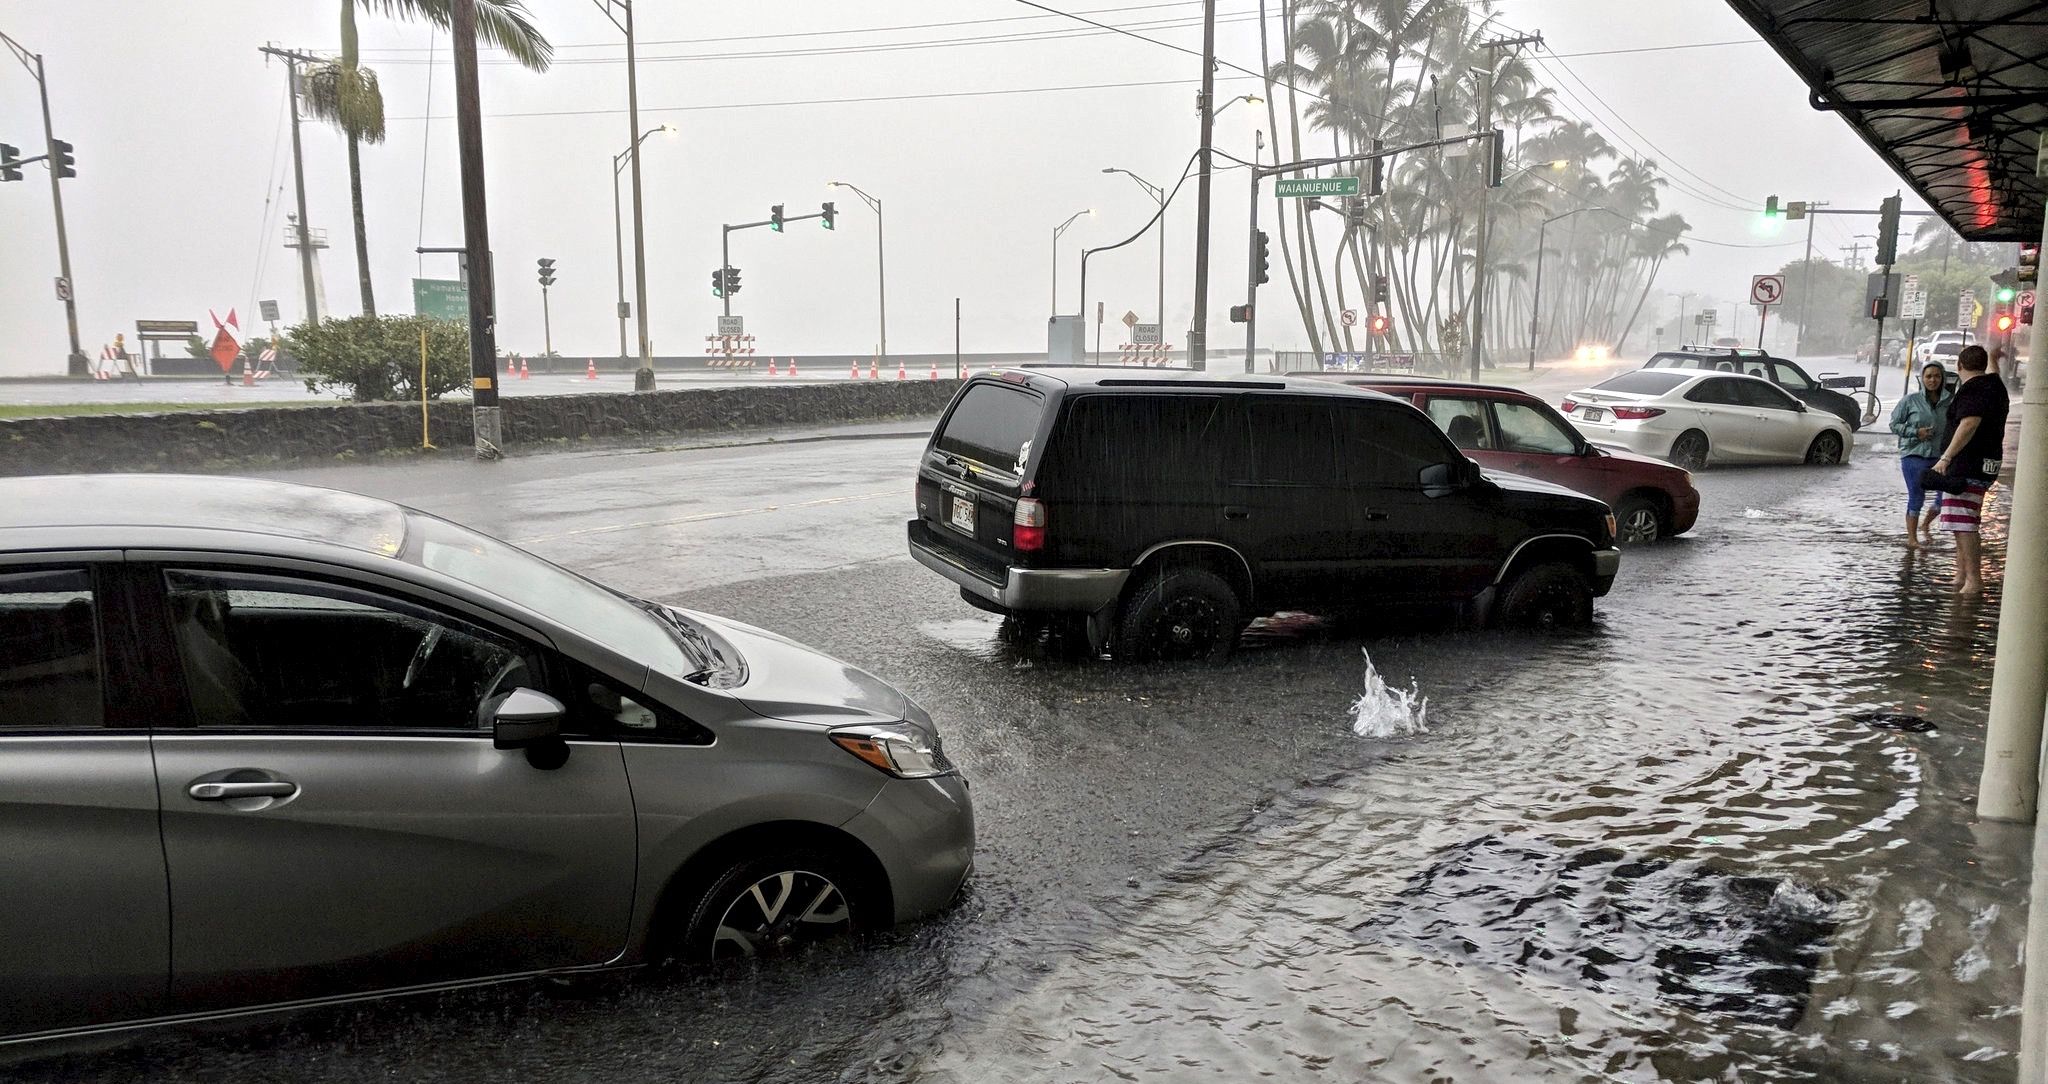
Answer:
1496;561;1594;628
1115;566;1242;662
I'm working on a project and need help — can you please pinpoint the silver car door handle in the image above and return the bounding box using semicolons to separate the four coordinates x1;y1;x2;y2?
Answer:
188;780;298;801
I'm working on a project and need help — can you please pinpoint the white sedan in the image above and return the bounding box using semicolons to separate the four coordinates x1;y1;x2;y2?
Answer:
1560;369;1852;470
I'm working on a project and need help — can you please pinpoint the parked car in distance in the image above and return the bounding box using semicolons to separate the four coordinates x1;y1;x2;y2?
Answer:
907;368;1622;662
1301;373;1700;544
1561;370;1853;470
1914;329;1975;365
0;475;973;1046
1642;349;1863;429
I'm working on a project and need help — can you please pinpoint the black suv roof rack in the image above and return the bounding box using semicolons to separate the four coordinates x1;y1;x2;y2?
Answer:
1094;377;1286;389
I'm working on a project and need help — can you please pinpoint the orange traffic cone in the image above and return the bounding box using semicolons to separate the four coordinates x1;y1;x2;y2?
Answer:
849;359;860;379
929;361;940;380
242;362;254;388
787;358;798;378
585;358;598;381
767;358;779;377
870;357;880;380
519;358;530;380
896;359;907;380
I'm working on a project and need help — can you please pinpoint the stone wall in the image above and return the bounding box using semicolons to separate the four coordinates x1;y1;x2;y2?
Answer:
0;381;960;476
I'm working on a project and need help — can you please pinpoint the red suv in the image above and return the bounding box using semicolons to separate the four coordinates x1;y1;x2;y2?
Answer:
1297;374;1700;543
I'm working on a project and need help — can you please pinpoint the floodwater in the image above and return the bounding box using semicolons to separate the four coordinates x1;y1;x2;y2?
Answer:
11;426;2029;1083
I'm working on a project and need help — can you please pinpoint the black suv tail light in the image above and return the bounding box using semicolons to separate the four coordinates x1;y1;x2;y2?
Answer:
1013;498;1047;553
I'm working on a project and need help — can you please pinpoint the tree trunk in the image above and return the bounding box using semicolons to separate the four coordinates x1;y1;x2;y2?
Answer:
348;134;376;316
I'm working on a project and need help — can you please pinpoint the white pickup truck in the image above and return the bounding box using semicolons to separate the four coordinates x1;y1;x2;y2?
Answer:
1914;329;1975;365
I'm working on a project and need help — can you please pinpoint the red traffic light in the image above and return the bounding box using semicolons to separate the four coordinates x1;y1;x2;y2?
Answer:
1994;314;2016;333
1368;314;1390;334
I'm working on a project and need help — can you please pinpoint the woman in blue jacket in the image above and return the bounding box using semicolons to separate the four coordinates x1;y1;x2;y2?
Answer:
1890;362;1951;548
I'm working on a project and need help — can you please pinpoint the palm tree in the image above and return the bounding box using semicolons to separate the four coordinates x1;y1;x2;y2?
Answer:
302;0;551;317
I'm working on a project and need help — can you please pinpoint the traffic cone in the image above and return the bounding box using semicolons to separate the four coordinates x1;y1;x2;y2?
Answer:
585;358;598;381
870;357;880;380
896;359;907;380
930;361;940;380
849;359;860;379
787;358;798;378
242;361;254;388
767;358;779;377
519;358;530;380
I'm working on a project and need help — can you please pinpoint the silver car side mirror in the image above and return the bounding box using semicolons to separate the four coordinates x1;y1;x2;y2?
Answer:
488;687;566;750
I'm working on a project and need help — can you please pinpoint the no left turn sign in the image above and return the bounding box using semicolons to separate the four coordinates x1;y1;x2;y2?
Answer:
1749;274;1786;307
1340;309;1358;326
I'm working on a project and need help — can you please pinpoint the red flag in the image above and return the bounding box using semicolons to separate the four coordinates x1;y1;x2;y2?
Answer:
208;308;242;372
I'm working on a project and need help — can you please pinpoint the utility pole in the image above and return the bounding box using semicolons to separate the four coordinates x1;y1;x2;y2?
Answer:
449;0;500;459
593;0;654;390
1188;0;1217;370
260;45;321;326
1840;241;1865;270
1468;32;1541;380
4;32;86;374
1792;201;1825;356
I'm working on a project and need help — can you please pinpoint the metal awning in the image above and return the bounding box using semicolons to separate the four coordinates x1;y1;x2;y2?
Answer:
1722;0;2047;242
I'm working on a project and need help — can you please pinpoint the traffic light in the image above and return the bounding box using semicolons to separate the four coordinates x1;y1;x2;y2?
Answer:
0;144;18;183
1368;139;1385;197
770;204;784;232
724;266;741;295
1869;296;1889;319
1764;195;1780;219
2019;242;2039;285
711;269;724;298
1484;128;1505;188
1373;274;1389;304
1368;313;1390;335
536;258;556;287
1228;303;1252;323
1254;230;1270;286
50;139;74;179
1995;312;2016;333
820;201;835;230
1875;194;1901;266
1995;284;2017;304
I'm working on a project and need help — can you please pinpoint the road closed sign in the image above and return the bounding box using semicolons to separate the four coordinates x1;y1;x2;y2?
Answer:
1749;274;1786;307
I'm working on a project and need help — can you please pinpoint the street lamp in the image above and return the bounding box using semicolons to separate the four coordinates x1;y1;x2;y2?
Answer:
1526;205;1619;369
1052;209;1092;317
1101;168;1166;328
1214;93;1263;117
592;0;659;390
612;123;673;371
828;181;885;368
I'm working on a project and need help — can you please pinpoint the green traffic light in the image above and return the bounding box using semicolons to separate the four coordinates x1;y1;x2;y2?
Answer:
1996;286;2016;303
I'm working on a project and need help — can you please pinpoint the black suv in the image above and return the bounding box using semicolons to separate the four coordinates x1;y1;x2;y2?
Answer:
906;368;1622;661
1643;349;1863;430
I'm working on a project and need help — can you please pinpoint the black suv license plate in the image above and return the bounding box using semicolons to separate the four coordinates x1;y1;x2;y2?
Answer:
948;495;977;535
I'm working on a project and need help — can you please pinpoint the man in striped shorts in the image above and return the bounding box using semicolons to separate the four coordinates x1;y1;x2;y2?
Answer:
1932;345;2009;598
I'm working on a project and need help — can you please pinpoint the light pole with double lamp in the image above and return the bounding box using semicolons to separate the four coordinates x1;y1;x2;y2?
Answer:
1101;167;1167;329
612;124;673;370
828;181;886;368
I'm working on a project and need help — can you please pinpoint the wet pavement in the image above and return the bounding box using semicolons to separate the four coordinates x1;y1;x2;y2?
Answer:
10;415;2030;1083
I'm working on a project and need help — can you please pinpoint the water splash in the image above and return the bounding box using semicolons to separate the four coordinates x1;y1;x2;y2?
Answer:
1348;650;1429;738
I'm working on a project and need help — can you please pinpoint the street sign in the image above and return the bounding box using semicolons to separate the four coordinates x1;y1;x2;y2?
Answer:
1340;308;1358;327
53;276;70;302
135;319;199;336
1133;322;1162;345
1275;176;1360;198
1701;308;1719;325
1957;289;1977;329
1121;309;1139;329
717;314;744;337
1748;274;1785;307
412;278;468;322
259;299;280;323
1900;275;1926;320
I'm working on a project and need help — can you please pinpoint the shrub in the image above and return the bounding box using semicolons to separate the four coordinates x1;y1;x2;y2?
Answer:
284;315;471;402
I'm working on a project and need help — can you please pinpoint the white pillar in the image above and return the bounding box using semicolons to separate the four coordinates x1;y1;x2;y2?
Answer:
1997;184;2047;1084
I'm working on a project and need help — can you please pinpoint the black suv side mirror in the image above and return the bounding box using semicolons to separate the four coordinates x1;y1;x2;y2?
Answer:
1419;458;1483;493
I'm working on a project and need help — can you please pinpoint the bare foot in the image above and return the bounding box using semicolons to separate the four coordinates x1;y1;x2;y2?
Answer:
1956;581;1983;599
1905;535;1920;550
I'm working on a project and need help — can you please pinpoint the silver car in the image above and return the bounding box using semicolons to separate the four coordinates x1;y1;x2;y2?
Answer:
0;474;973;1045
1561;369;1853;470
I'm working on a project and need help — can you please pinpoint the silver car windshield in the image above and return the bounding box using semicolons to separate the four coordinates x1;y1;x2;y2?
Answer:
402;513;700;675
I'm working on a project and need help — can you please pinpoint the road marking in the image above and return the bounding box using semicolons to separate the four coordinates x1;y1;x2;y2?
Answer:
514;491;897;545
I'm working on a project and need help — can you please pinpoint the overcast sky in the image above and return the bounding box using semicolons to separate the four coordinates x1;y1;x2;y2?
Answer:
0;0;1932;374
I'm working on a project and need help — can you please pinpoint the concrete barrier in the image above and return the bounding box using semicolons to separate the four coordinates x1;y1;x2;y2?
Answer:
0;380;961;476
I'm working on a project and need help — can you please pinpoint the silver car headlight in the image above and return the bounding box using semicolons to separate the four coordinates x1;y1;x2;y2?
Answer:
830;722;956;778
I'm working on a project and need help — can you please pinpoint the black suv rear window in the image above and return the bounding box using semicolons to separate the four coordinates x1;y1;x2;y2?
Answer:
1595;371;1690;396
935;383;1043;473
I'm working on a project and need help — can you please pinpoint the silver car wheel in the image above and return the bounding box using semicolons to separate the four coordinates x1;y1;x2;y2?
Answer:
1619;505;1660;544
711;870;851;960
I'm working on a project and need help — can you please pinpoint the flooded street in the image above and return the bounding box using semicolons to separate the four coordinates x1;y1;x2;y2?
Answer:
14;425;2028;1083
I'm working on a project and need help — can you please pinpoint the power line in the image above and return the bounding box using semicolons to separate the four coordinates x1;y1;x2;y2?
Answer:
1523;171;1803;250
363;10;1267;67
1010;0;1336;107
1545;39;1762;59
358;0;1211;53
1532;51;1760;208
386;72;1265;122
